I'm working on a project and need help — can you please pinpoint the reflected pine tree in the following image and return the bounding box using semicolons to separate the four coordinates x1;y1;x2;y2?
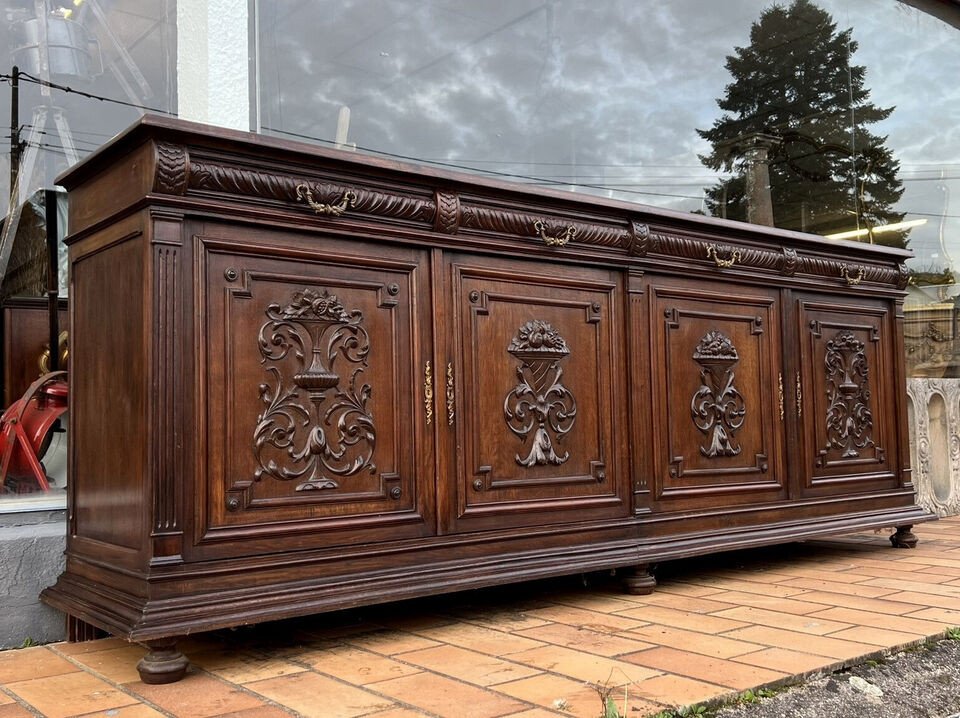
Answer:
697;0;908;248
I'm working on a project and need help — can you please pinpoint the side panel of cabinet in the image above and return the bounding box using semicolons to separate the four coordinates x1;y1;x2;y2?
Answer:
793;295;898;496
443;254;627;532
646;275;786;508
191;228;434;558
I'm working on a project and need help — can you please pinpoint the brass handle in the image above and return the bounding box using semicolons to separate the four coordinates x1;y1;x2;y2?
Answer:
424;361;434;425
841;264;865;285
796;371;803;418
296;184;356;216
534;220;577;247
446;363;455;425
778;372;784;421
706;244;742;268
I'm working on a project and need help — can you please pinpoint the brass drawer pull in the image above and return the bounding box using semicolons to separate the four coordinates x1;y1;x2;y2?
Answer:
424;361;434;425
534;220;577;247
841;264;865;285
778;372;784;421
796;371;803;418
296;184;356;216
706;244;742;268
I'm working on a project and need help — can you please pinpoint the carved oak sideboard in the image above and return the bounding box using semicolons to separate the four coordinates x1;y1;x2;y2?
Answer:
42;116;933;683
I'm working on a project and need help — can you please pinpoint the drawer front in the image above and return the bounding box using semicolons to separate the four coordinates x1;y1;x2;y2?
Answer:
647;276;786;505
195;230;433;553
444;255;627;531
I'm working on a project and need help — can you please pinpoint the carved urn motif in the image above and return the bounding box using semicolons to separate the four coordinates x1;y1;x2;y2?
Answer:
691;330;746;458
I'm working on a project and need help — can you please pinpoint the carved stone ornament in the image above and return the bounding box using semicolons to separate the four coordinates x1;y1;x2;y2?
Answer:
254;289;376;492
503;320;577;467
691;331;746;457
823;330;874;459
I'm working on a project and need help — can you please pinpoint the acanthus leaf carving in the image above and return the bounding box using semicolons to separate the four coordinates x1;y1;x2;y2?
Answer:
504;320;577;467
691;331;746;458
822;330;874;461
254;288;376;493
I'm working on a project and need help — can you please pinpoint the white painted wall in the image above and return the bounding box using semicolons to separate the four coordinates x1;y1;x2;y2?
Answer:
176;0;249;130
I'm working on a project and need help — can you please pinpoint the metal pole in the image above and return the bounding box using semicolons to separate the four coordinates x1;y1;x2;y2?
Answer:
44;189;60;372
9;65;20;196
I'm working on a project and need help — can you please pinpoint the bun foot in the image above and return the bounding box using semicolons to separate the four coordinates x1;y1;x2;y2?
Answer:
623;564;657;595
890;525;918;549
137;638;189;684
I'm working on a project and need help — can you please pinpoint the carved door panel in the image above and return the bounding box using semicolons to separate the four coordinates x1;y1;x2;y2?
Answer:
443;255;627;532
793;296;898;495
648;276;786;506
194;230;433;556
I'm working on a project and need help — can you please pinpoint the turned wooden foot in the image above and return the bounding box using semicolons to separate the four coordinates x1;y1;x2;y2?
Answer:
623;564;657;595
890;525;919;549
137;638;189;684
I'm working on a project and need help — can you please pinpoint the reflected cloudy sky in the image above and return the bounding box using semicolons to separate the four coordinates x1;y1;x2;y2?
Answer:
0;0;956;272
258;0;959;269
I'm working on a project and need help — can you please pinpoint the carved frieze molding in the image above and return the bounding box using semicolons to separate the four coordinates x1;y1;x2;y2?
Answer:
799;255;900;287
906;378;960;517
154;142;189;195
460;204;627;248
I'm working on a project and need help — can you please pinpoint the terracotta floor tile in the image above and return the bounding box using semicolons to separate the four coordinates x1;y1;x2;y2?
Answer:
763;590;922;616
52;638;130;656
299;645;421;685
776;576;896;598
630;593;741;614
731;647;839;675
375;614;457;632
880;590;960;609
824;626;925;647
443;609;551;632
903;606;960;624
719;626;879;661
548;592;646;614
862;575;960;592
806;606;948;636
501;709;569;718
516;623;655;657
917;565;960;579
652;581;728;598
614;604;751;634
630;673;730;707
67;644;147;684
371;672;528;718
0;647;80;683
524;604;647;633
620;646;786;691
678;577;811;599
205;708;296;718
0;705;33;718
395;645;541;687
770;567;875;583
246;671;395;718
897;555;960;569
6;670;136;718
701;591;825;616
191;649;308;684
343;629;442;656
71;706;167;718
412;622;545;656
624;625;763;659
710;605;851;635
494;672;625;716
127;672;267;717
504;644;661;685
0;692;12;706
363;709;433;718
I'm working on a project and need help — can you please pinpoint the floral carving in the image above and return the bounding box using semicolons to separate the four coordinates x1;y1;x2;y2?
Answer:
504;321;577;466
691;331;746;457
254;289;376;491
823;330;874;459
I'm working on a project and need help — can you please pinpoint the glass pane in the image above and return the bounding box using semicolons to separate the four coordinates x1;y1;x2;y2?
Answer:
258;0;959;375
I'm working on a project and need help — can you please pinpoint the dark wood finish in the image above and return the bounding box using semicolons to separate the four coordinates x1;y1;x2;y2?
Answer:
136;638;189;684
2;297;68;406
41;116;934;681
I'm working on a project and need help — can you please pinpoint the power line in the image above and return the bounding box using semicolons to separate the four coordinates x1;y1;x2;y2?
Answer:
1;71;174;116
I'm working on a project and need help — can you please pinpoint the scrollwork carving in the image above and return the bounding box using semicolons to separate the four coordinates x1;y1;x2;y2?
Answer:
691;331;746;457
154;143;188;195
254;289;376;492
504;321;577;466
823;330;874;460
435;190;461;234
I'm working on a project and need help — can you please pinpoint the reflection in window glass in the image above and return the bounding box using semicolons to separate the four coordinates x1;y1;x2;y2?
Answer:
0;1;175;509
258;0;959;375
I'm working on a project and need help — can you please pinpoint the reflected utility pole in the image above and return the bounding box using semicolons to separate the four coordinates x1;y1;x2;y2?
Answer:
740;132;780;227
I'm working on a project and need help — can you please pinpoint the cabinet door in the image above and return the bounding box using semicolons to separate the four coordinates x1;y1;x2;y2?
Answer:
443;255;627;532
793;295;899;495
647;276;786;507
194;229;433;556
